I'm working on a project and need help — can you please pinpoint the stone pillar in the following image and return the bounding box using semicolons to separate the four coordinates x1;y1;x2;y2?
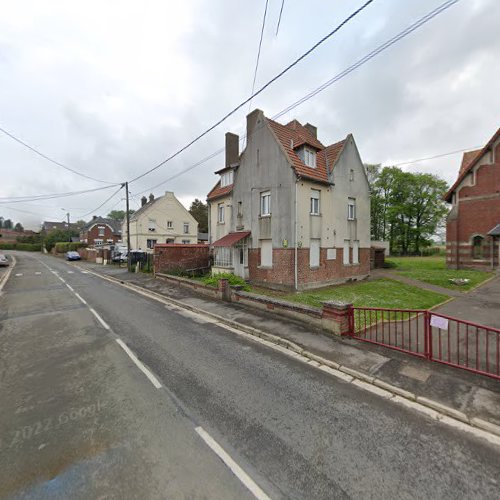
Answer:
321;301;353;336
218;278;231;302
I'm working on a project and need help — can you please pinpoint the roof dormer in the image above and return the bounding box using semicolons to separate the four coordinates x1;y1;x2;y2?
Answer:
296;146;317;168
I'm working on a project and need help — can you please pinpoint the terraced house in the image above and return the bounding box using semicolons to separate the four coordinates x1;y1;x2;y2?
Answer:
445;127;500;270
207;109;370;290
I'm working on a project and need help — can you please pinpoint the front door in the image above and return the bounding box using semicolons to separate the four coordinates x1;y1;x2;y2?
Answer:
233;242;248;279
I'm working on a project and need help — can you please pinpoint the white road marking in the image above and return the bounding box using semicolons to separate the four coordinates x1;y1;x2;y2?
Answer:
115;339;162;389
66;283;74;292
195;426;270;500
80;271;89;274
35;272;41;275
15;273;23;277
89;308;110;330
67;271;74;274
74;293;87;305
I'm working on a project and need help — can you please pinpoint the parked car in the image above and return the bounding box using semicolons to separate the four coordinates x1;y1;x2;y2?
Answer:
0;254;9;267
65;251;81;261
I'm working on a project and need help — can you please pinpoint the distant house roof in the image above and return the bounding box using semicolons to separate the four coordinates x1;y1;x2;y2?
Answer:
42;221;81;232
444;127;500;202
212;231;251;247
129;197;160;222
81;217;121;235
207;183;234;201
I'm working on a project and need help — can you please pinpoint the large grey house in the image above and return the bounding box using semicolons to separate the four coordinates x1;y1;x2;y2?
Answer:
207;109;370;291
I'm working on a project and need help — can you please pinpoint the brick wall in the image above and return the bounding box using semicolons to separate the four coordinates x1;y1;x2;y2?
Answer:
154;244;210;274
82;225;119;245
446;155;500;270
248;247;370;290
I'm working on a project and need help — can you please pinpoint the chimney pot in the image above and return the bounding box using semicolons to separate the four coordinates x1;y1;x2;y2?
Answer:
225;132;239;167
149;193;155;203
141;196;147;207
304;123;317;139
92;215;98;220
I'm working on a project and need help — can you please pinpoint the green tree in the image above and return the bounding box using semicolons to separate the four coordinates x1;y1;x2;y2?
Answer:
3;219;13;229
189;199;208;233
14;222;24;232
43;229;76;251
107;209;134;221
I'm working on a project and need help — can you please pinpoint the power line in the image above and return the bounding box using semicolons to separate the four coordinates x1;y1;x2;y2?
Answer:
276;0;286;36
79;185;124;219
132;0;460;197
248;0;269;112
127;0;375;185
0;125;118;185
388;145;481;167
0;185;119;204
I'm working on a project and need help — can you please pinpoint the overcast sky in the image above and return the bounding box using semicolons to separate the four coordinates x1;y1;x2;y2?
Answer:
1;0;499;230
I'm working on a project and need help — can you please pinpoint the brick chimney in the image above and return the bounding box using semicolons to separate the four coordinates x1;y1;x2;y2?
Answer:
225;132;239;167
304;123;317;139
149;193;155;203
141;196;147;207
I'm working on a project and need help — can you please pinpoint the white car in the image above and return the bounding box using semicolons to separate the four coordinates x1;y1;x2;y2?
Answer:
0;254;9;267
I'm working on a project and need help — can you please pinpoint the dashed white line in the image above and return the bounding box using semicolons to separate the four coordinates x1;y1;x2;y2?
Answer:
35;272;42;275
115;339;162;389
67;271;74;274
74;293;87;305
15;273;23;277
89;308;110;330
195;427;270;500
80;271;89;274
65;283;74;292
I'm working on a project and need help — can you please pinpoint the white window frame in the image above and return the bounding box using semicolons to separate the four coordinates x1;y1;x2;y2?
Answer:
98;226;105;237
214;247;232;267
167;220;173;229
343;239;350;265
353;240;359;264
310;189;320;215
260;240;272;267
310;239;320;267
95;239;103;246
348;198;356;220
304;148;317;168
218;203;225;223
220;171;233;187
147;239;157;249
183;222;189;234
260;191;271;217
148;218;156;232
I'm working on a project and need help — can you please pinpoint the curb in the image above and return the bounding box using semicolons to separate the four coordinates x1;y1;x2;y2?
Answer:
77;263;500;445
0;255;16;293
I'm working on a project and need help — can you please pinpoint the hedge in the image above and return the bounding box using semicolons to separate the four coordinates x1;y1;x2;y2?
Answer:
0;243;41;251
54;242;86;253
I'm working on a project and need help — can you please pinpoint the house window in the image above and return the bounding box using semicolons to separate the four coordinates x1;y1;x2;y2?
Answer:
349;169;355;182
182;240;190;244
353;240;359;264
98;226;105;237
148;219;156;232
214;247;232;267
167;221;173;229
472;235;484;259
166;238;174;244
183;223;189;234
348;198;356;220
260;240;272;267
310;239;320;267
107;239;114;244
220;171;233;187
304;148;317;168
95;239;103;246
147;239;157;249
310;189;320;215
260;191;271;216
218;203;225;223
343;240;350;265
237;201;243;217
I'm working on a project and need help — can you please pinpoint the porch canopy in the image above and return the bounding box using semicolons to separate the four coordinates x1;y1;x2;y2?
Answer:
487;223;500;237
212;231;251;247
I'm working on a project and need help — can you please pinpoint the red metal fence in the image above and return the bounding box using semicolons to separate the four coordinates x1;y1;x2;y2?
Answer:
350;307;500;380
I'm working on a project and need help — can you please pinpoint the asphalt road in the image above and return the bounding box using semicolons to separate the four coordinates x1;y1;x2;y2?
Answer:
1;252;499;499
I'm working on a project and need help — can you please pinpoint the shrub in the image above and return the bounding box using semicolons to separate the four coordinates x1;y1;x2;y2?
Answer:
54;242;85;253
202;272;250;291
0;243;40;251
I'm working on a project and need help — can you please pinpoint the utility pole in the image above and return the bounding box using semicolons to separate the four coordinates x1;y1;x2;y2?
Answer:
124;182;131;271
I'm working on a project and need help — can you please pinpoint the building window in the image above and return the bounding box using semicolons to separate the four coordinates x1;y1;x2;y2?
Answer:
310;239;320;267
98;226;105;237
147;239;157;249
472;235;484;259
310;189;320;215
166;238;174;244
148;219;156;232
348;198;356;220
182;240;190;244
349;169;355;182
167;221;173;229
214;247;232;267
220;171;233;187
95;239;103;246
107;239;114;244
260;191;271;216
353;240;359;264
218;203;225;223
343;240;350;265
183;223;189;234
260;240;272;267
237;201;243;217
304;148;316;168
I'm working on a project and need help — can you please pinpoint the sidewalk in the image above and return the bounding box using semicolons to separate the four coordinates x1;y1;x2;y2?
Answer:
79;261;500;432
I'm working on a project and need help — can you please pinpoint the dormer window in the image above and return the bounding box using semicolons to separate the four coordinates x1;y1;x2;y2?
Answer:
297;146;317;168
220;170;233;187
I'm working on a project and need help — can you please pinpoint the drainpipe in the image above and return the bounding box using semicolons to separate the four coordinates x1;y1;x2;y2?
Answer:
294;177;299;291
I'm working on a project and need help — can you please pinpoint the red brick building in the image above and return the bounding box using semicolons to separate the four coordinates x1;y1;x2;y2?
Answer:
445;127;500;270
80;217;121;247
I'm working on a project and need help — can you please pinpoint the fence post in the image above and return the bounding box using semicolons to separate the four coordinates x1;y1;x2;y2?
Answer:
424;310;432;360
321;301;353;336
218;278;231;302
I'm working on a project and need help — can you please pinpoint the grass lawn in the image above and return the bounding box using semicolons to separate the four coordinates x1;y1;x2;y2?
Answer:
386;256;494;291
277;278;448;310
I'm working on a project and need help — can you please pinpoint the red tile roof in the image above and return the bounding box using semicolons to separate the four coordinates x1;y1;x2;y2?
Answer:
207;182;233;201
267;118;347;183
459;149;482;174
444;127;500;202
212;231;251;247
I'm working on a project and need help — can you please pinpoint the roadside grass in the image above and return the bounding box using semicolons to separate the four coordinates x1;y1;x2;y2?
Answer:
386;256;494;291
278;278;448;310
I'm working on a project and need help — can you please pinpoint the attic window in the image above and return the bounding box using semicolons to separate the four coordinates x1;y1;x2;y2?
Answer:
299;147;316;168
220;171;233;187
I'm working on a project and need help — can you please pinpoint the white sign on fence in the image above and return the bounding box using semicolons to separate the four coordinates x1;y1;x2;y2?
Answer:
430;314;449;330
